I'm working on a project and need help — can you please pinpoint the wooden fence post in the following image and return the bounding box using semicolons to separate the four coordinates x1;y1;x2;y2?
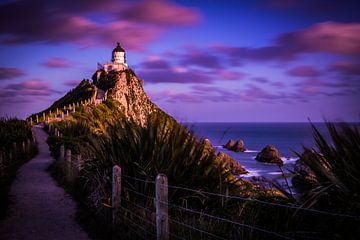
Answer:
66;149;72;182
156;174;169;240
76;154;82;174
27;139;31;153
12;142;17;160
60;145;65;161
36;114;39;123
0;152;3;178
112;165;121;224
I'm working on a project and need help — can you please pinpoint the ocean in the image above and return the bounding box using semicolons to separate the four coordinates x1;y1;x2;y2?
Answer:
189;122;332;190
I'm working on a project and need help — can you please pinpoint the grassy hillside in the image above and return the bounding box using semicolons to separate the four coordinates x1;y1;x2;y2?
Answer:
28;79;96;121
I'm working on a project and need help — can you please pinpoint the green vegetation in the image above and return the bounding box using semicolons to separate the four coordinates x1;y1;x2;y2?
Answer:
0;118;37;217
28;79;96;122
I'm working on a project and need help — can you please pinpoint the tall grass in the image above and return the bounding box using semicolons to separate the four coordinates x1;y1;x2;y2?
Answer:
299;122;360;214
47;100;360;239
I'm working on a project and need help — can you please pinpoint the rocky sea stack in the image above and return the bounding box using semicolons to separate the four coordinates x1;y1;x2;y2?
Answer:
223;139;246;152
255;145;283;166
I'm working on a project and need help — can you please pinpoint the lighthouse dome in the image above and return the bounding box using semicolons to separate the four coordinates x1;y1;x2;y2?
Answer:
112;42;125;53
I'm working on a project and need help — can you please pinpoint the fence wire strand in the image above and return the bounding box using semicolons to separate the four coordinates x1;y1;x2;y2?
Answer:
166;184;360;220
121;197;154;214
119;205;156;227
164;202;294;240
123;187;155;200
122;174;155;184
120;211;156;239
169;217;227;240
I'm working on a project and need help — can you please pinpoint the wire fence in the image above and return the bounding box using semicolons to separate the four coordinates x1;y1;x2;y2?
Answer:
0;138;37;182
56;154;360;240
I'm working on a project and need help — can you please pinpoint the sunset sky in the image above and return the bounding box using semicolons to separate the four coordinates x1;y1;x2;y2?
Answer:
0;0;359;122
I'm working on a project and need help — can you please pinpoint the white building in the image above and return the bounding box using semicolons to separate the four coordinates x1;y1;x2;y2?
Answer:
98;42;128;72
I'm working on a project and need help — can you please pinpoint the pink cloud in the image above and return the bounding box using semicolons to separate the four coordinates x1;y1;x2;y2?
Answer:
42;57;71;68
148;90;203;103
277;22;360;57
140;69;212;84
214;22;360;63
216;69;245;80
120;0;200;26
0;67;24;80
64;80;81;87
329;61;360;76
271;82;286;87
287;65;320;77
1;79;58;98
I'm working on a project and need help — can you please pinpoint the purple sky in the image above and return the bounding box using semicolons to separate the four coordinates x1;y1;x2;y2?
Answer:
0;0;359;122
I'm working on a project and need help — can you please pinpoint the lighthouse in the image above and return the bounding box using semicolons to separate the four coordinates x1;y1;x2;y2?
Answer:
99;42;128;72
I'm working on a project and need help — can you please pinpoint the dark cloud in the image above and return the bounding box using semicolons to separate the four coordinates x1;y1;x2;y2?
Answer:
261;0;360;21
150;83;290;104
287;65;320;77
179;49;223;69
42;57;71;68
252;77;269;83
0;67;24;80
141;57;170;69
0;0;200;49
0;80;59;99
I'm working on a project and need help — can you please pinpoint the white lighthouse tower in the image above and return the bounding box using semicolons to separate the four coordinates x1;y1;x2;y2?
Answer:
100;42;128;72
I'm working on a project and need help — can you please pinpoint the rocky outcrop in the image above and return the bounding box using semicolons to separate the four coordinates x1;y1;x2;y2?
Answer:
291;149;319;191
97;69;156;126
223;139;246;152
203;138;214;153
255;145;283;166
217;152;248;175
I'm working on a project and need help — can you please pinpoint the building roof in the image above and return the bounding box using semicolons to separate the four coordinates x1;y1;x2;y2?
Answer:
112;42;125;53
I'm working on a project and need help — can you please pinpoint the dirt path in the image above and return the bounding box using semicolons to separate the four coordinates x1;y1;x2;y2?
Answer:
0;125;90;240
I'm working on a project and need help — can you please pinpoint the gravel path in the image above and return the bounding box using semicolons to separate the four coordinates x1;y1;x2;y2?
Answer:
0;125;90;240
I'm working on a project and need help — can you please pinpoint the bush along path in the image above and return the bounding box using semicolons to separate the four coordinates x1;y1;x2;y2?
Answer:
0;125;90;240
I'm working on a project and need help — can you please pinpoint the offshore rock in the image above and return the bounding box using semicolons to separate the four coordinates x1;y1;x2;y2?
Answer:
217;152;248;175
224;139;246;152
255;145;283;166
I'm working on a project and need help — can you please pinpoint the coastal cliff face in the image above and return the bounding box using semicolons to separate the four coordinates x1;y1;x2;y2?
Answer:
95;69;157;126
108;70;154;126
